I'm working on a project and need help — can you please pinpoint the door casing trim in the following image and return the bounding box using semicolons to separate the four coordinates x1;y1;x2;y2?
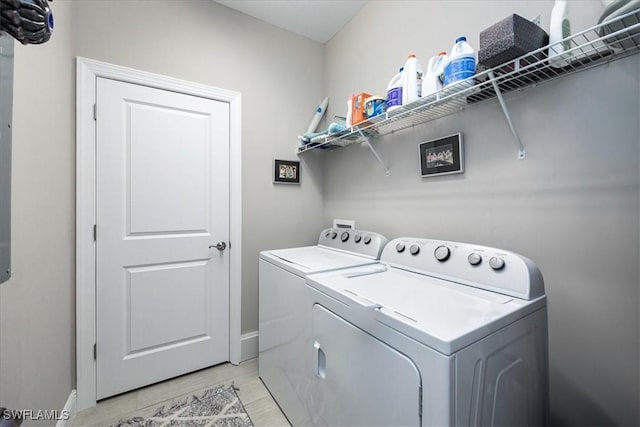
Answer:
75;57;242;410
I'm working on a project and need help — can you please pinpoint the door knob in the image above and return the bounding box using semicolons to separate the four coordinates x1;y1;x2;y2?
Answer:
209;242;227;251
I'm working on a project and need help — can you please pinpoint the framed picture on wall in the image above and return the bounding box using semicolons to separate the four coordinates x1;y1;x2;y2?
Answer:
273;159;300;184
419;133;464;178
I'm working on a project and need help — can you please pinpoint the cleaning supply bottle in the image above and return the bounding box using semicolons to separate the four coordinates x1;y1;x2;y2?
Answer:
549;0;571;67
401;54;424;105
386;67;404;112
346;94;354;127
422;51;447;99
443;36;476;89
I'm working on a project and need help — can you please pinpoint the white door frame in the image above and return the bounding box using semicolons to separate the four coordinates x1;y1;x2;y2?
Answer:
75;57;242;411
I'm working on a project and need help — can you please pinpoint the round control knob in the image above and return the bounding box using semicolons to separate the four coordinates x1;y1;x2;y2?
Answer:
363;236;372;245
325;231;331;238
396;243;405;253
354;234;362;243
468;253;482;266
331;231;337;239
341;232;349;242
434;245;451;262
489;257;505;270
409;244;420;255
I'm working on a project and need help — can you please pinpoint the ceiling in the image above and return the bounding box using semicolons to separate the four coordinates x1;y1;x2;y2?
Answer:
213;0;368;44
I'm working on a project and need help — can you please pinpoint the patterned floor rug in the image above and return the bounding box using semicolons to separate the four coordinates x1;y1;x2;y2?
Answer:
113;384;254;427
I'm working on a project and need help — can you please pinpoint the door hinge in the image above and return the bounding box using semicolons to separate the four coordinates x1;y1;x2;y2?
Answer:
93;343;97;360
93;104;97;121
93;224;97;241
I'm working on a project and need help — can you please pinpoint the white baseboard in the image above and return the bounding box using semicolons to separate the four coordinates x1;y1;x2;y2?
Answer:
56;389;77;427
240;331;258;362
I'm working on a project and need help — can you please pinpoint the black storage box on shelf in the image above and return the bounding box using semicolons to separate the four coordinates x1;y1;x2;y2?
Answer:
478;14;549;68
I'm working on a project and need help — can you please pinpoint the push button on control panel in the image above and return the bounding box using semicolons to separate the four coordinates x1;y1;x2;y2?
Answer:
331;231;337;239
363;236;372;245
396;243;405;253
354;234;362;243
341;232;349;242
409;244;420;255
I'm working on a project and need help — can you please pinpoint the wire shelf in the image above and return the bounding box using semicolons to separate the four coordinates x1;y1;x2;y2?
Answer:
297;7;640;155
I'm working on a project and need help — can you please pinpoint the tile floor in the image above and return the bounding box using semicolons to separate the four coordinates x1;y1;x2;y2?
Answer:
72;358;290;427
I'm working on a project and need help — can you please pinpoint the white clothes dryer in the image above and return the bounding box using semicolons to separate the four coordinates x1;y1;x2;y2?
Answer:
259;228;388;426
305;237;549;427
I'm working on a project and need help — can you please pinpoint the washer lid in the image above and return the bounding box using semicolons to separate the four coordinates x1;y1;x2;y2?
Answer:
260;246;378;276
307;265;546;355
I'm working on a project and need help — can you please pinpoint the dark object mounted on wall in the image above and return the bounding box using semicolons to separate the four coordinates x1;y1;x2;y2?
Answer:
419;133;464;178
0;33;13;285
0;0;53;45
273;159;301;184
0;0;52;286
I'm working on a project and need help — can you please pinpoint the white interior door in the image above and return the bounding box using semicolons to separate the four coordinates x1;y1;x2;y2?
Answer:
95;77;230;399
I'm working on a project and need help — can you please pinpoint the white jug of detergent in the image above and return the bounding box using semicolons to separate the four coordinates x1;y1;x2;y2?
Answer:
386;67;403;112
549;0;571;67
422;51;448;99
401;54;424;106
549;0;606;66
443;36;476;89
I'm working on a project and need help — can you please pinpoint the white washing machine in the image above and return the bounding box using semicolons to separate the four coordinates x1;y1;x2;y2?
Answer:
259;228;388;426
305;237;549;427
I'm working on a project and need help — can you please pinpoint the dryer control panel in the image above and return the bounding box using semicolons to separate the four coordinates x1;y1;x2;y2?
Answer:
382;238;544;300
318;228;388;260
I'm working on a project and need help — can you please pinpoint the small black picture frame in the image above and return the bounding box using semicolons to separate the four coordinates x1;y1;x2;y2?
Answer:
419;133;464;178
273;159;300;184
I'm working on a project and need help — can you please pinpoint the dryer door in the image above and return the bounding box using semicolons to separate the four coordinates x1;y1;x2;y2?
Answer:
310;304;421;426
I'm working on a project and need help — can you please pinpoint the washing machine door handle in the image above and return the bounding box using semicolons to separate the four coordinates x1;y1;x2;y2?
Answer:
313;341;327;379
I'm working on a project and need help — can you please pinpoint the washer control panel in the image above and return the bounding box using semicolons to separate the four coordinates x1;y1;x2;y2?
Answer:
318;228;389;259
382;237;544;300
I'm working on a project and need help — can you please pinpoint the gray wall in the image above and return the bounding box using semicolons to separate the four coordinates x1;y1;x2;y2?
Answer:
0;0;75;418
322;1;639;425
0;0;325;420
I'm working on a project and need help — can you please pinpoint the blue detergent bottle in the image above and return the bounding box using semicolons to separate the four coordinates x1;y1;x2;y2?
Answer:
443;36;476;88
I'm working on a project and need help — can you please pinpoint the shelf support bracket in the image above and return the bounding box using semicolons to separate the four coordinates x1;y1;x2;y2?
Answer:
488;70;526;159
357;128;390;175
